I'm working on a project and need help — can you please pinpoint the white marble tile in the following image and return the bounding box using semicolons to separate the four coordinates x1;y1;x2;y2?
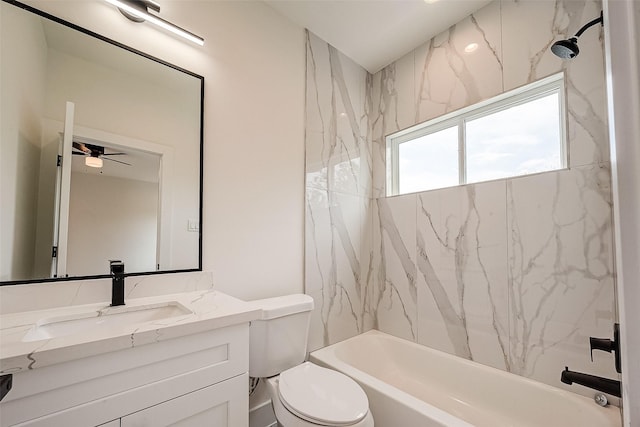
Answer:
415;0;503;123
306;31;333;134
304;32;375;352
369;69;383;198
501;0;600;88
563;0;609;169
371;131;386;199
360;73;374;199
306;290;325;353
305;186;330;296
370;53;415;197
305;131;329;191
307;285;372;353
370;53;416;142
416;181;510;370
361;197;375;326
507;164;617;396
305;187;371;350
371;195;418;341
566;66;609;167
305;188;363;295
501;0;608;167
305;30;369;197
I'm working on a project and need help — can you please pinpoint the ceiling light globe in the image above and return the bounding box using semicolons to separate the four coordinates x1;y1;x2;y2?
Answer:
85;157;103;168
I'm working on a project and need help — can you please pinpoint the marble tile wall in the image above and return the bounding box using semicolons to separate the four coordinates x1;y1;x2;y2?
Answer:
368;0;617;398
305;31;375;351
305;0;617;399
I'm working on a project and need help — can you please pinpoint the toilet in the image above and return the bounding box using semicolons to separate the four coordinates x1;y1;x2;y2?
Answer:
249;294;374;427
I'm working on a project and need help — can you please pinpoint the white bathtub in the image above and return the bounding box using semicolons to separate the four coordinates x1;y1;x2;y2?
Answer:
309;330;621;427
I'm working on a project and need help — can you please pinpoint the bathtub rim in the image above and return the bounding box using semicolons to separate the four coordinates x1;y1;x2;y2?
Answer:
309;329;621;427
310;331;475;427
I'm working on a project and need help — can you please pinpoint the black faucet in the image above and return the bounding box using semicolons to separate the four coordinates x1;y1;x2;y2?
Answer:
560;323;622;398
110;260;125;306
590;323;621;374
561;367;621;397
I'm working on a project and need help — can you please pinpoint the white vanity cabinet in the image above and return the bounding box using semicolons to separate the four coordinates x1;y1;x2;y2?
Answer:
121;373;246;426
0;324;250;427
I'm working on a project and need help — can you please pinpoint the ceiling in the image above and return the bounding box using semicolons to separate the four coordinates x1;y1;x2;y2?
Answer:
265;0;493;73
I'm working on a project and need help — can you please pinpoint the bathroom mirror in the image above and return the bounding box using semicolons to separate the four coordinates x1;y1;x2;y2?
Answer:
0;0;204;284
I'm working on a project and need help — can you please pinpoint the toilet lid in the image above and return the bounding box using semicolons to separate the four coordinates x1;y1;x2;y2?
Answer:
278;362;369;426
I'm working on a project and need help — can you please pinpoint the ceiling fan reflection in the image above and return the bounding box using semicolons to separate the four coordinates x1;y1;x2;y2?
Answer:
72;141;131;168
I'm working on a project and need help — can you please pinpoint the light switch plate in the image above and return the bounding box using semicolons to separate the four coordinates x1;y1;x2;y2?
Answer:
187;219;199;232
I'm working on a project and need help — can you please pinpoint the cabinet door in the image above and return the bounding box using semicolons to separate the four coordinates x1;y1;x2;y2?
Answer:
121;373;247;427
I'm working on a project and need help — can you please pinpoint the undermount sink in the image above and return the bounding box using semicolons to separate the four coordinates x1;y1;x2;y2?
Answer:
22;302;193;342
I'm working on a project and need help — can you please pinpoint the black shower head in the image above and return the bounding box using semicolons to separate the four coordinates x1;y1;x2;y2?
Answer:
550;11;602;60
551;37;579;59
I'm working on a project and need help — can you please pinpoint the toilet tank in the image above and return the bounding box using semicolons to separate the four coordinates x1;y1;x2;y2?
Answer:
248;294;314;378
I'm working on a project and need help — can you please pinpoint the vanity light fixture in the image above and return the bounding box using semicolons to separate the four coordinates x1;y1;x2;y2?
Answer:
104;0;204;46
85;156;104;168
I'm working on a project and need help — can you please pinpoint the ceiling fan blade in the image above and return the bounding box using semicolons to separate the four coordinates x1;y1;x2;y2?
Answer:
102;152;127;156
72;151;87;155
104;157;131;166
72;142;90;154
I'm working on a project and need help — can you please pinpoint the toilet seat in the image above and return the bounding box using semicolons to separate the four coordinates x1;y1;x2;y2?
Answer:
278;362;369;426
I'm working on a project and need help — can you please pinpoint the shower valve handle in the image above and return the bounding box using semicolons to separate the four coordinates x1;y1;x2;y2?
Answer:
589;323;621;374
589;337;614;360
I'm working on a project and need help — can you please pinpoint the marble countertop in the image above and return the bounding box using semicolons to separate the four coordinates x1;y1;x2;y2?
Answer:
0;290;261;374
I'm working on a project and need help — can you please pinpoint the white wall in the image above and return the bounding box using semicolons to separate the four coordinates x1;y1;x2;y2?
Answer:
20;0;306;299
603;0;640;424
67;173;158;276
0;6;48;281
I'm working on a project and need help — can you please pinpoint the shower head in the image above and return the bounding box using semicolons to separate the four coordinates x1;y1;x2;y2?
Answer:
550;11;602;60
551;37;579;59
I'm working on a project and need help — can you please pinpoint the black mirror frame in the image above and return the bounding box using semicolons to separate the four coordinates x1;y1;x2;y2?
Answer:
0;0;204;286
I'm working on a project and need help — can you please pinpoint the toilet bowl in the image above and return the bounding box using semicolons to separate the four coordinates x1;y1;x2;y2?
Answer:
266;362;374;427
248;294;374;427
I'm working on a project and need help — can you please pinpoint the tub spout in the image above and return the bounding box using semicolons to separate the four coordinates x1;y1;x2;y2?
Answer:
561;367;621;397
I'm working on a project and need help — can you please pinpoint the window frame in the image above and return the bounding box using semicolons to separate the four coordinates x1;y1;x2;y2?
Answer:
386;72;567;196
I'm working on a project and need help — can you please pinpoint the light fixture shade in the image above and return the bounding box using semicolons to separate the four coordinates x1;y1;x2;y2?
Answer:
86;157;103;168
104;0;204;46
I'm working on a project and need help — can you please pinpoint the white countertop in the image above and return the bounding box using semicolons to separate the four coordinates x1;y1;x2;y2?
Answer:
0;290;261;374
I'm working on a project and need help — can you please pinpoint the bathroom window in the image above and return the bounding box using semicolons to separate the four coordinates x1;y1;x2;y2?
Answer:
386;73;566;196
